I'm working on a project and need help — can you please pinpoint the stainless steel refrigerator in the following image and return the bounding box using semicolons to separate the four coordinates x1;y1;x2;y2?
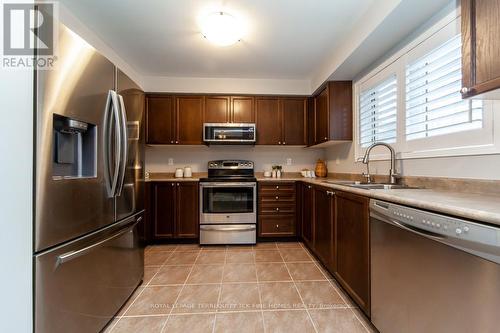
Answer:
34;22;145;333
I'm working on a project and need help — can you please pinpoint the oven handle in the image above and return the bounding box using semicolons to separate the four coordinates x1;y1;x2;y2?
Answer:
200;225;256;232
200;182;256;187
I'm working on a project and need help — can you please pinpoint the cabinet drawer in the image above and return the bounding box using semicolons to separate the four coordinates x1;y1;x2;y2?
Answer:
259;193;295;203
259;215;296;237
259;204;295;215
259;183;295;193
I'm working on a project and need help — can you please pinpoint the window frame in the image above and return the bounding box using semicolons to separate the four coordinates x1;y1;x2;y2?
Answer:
354;10;500;162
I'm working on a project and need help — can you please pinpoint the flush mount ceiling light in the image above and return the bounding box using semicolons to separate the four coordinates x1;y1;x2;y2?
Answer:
200;11;243;46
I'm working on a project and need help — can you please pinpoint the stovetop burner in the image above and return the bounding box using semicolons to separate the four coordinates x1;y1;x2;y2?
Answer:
204;159;255;182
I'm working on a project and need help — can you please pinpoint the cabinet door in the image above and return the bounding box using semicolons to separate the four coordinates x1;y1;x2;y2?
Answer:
335;191;370;315
176;96;204;144
282;98;306;145
205;96;230;123
152;183;175;239
175;182;199;238
231;96;255;123
146;96;175;144
313;187;335;271
301;183;314;247
307;97;315;146
328;81;353;140
255;97;281;145
462;0;500;97
315;87;329;143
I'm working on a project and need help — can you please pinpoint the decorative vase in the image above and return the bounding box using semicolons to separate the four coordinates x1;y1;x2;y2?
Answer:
315;159;327;177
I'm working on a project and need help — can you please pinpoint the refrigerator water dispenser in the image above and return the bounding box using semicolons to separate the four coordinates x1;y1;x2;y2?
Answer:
52;114;97;179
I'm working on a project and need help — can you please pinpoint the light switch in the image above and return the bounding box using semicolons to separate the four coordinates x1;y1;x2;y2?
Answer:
286;158;292;165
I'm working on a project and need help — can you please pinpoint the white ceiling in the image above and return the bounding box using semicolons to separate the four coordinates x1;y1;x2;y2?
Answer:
60;0;376;79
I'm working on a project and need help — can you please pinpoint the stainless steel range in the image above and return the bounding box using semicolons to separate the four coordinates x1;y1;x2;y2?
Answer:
199;160;257;245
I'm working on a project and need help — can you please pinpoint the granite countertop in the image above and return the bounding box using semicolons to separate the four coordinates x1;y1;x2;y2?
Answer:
146;172;500;226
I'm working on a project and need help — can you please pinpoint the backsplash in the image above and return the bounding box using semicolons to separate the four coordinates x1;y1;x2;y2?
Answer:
146;145;325;173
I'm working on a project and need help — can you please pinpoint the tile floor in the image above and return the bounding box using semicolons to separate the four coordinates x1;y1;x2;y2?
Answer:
105;242;376;333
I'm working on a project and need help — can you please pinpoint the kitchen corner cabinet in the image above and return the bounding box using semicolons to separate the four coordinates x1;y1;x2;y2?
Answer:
258;182;296;237
204;96;255;123
310;81;352;145
300;182;314;246
313;186;336;272
146;95;203;145
461;0;500;98
335;191;370;316
255;97;307;145
150;182;199;239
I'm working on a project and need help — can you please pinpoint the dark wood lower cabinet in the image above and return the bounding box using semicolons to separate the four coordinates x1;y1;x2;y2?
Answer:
258;182;296;237
300;183;314;246
149;181;199;240
335;191;370;316
175;182;199;238
313;186;335;272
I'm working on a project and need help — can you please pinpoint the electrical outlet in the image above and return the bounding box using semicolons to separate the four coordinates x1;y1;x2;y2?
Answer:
286;158;292;166
336;157;340;165
168;158;174;166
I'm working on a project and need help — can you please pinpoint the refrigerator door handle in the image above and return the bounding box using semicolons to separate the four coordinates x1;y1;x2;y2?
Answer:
103;90;122;198
115;94;128;197
56;220;139;265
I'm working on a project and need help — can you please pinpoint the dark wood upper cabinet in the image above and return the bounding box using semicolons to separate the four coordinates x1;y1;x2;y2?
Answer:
256;97;281;145
313;186;335;272
176;182;199;238
256;97;307;145
310;81;352;146
146;96;175;144
176;96;204;145
231;96;255;123
204;96;230;123
315;86;329;144
307;97;316;146
281;98;306;145
204;96;254;123
462;0;500;98
335;191;370;316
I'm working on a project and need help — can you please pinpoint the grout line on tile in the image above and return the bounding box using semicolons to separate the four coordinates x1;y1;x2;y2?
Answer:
255;243;267;333
160;248;202;333
212;247;227;333
107;249;176;332
277;246;319;333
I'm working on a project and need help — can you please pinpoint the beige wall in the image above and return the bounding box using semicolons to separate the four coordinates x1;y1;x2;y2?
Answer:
325;143;500;180
146;146;324;173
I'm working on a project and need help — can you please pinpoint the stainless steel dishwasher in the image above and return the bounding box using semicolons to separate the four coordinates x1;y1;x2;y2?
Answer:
370;199;500;333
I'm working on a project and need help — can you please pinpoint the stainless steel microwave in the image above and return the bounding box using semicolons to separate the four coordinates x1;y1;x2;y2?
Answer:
203;123;256;144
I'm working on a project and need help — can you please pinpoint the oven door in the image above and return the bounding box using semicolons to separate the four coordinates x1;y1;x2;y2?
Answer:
200;182;256;224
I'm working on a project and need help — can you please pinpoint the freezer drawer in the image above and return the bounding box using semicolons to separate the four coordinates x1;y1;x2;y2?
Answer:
200;224;256;245
35;214;144;333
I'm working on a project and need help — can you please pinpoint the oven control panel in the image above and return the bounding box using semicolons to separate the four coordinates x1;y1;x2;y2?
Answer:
208;160;254;169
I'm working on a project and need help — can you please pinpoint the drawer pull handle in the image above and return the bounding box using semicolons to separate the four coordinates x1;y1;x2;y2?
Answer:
276;208;280;211
275;196;279;200
276;186;279;189
276;224;279;229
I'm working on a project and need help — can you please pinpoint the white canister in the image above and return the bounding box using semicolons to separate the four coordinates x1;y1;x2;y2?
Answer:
174;168;184;178
272;170;277;178
276;170;282;178
183;166;192;178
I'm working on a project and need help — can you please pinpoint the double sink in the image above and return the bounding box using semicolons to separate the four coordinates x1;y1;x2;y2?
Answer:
322;180;416;190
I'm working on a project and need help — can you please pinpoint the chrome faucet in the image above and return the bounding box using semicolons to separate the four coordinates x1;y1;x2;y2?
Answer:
362;142;399;184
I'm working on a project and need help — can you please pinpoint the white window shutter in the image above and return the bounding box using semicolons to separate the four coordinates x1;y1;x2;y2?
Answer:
405;34;483;141
359;75;397;147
